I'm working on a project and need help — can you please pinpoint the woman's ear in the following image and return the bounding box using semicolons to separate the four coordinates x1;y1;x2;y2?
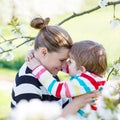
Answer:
41;47;48;57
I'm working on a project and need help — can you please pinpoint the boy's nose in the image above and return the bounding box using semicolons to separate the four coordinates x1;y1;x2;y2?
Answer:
61;61;67;68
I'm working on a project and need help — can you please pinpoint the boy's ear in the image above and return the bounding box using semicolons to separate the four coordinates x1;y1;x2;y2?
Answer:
41;47;48;56
80;66;86;72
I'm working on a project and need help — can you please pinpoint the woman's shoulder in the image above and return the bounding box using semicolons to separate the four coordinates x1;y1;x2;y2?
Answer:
15;63;40;86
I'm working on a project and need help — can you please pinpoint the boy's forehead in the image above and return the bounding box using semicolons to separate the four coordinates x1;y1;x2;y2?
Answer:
69;52;74;58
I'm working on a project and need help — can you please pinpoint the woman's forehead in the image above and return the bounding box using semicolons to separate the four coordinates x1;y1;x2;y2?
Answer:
50;49;69;59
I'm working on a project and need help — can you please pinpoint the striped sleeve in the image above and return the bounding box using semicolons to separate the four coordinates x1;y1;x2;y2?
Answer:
32;65;92;98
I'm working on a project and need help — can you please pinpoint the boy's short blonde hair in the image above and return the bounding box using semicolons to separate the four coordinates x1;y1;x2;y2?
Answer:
70;40;107;76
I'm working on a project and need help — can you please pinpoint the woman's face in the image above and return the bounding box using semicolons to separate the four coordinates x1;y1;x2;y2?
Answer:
36;48;70;76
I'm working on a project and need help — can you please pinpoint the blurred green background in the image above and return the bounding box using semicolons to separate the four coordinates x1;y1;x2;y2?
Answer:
0;0;120;119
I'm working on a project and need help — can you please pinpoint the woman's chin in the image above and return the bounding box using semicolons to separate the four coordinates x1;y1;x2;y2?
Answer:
52;71;58;76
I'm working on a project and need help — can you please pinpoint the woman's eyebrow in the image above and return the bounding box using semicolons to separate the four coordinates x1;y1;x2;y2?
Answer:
59;58;68;61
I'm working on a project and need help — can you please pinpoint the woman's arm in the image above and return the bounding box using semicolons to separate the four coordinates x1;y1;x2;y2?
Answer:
61;90;100;117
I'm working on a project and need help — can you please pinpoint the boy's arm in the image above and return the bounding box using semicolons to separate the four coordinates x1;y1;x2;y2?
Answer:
26;57;91;98
32;65;89;98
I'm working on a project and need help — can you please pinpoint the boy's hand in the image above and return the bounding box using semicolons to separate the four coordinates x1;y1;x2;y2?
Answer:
26;57;40;70
25;50;34;62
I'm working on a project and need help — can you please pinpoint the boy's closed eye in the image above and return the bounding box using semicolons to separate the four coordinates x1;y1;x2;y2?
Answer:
67;58;72;64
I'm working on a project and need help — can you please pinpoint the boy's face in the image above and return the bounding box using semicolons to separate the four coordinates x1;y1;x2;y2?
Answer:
67;53;80;76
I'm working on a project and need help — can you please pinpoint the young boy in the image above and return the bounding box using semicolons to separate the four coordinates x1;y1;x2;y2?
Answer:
27;40;107;119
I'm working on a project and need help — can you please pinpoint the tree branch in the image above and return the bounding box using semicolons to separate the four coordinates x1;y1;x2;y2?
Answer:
58;1;120;25
0;36;35;44
107;68;114;81
0;39;33;54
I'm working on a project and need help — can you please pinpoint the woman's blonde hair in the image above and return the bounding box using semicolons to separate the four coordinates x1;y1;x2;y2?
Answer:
30;17;73;52
70;40;107;76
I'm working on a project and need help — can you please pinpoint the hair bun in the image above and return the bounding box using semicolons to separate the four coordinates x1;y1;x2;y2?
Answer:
30;17;50;29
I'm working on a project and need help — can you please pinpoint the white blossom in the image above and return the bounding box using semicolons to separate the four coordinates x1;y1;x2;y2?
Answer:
110;19;120;28
101;81;119;98
0;47;3;53
64;115;81;120
18;25;26;36
5;41;16;50
113;63;120;71
2;52;14;61
87;111;97;120
10;99;85;120
83;80;120;120
12;31;21;38
12;25;26;38
98;0;108;8
97;101;116;120
10;99;62;120
84;104;91;113
111;75;120;80
117;104;120;120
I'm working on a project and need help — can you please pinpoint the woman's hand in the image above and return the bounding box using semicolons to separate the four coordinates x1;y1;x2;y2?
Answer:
61;90;100;117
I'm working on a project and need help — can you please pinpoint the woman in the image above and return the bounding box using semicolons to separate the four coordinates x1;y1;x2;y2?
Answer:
11;17;99;116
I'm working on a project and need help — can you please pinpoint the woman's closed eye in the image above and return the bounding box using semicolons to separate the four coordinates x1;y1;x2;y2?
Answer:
59;58;68;63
